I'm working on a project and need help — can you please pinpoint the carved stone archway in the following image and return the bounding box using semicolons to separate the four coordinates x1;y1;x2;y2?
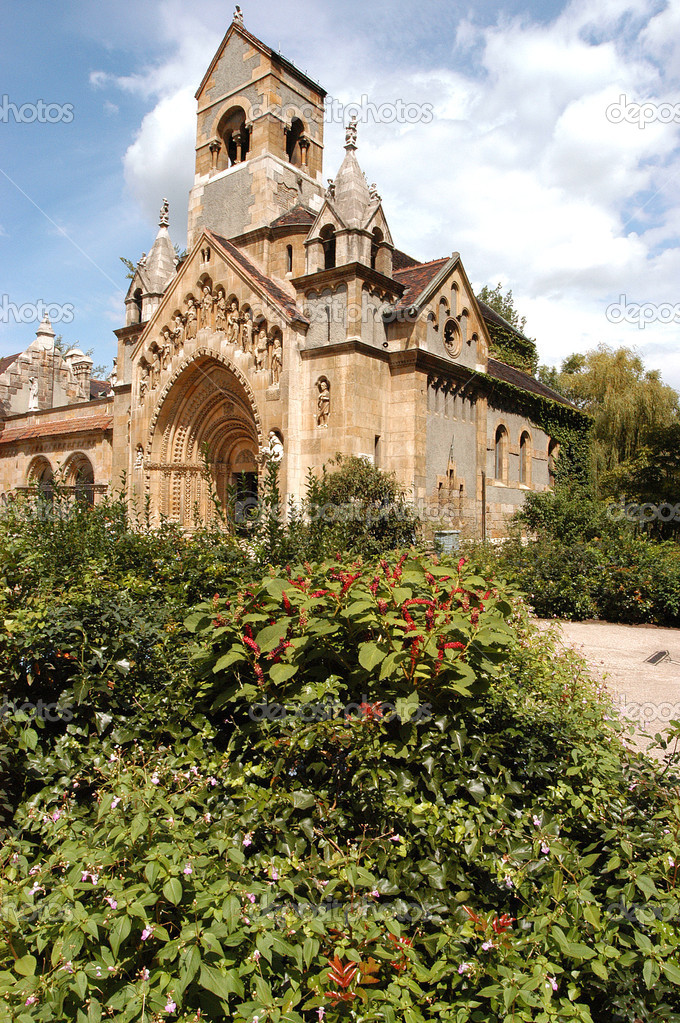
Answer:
143;351;262;527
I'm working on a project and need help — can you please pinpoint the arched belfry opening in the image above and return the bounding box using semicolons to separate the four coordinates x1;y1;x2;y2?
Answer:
285;117;306;166
216;106;250;170
320;224;336;270
145;354;262;529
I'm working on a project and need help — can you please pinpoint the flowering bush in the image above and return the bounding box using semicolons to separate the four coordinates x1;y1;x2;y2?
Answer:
1;550;680;1022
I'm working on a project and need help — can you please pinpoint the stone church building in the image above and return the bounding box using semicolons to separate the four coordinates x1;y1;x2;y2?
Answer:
0;9;576;537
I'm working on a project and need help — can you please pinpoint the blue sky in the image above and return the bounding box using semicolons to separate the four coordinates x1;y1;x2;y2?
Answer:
1;0;679;388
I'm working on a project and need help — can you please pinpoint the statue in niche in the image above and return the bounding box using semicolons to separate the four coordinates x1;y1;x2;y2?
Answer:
159;334;172;372
254;328;268;371
172;315;185;352
185;297;198;340
215;289;228;333
268;430;283;462
240;310;253;353
270;336;282;385
226;300;240;344
317;378;330;427
139;363;149;402
28;376;39;411
200;285;214;330
134;445;144;468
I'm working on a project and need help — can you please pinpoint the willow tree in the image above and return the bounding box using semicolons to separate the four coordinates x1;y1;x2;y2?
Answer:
551;344;679;482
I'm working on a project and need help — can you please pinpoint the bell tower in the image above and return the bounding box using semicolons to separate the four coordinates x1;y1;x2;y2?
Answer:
187;7;326;248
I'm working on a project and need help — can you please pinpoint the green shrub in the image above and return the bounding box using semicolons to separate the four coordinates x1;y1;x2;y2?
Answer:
2;554;680;1022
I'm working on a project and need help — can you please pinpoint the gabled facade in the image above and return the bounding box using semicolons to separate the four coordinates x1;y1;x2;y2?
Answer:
0;7;582;537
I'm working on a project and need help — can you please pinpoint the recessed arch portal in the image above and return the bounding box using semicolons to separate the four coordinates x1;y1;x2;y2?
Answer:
144;352;262;528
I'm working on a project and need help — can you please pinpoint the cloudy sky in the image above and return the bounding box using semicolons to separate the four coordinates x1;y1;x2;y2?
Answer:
1;0;679;386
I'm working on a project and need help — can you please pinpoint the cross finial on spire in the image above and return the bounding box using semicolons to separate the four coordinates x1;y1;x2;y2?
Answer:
233;5;244;25
345;115;358;150
159;198;169;227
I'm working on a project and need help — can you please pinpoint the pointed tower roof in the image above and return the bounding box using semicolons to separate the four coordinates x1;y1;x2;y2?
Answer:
332;117;375;229
144;199;178;294
33;313;56;351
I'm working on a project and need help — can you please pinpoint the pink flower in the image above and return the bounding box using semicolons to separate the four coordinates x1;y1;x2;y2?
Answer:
271;869;279;880
62;961;74;973
208;777;218;787
105;896;117;909
29;866;40;875
25;995;38;1006
165;997;177;1013
243;833;253;847
548;976;558;991
481;940;494;951
371;890;380;898
183;864;193;875
458;962;472;975
140;968;150;980
51;809;62;822
532;815;541;827
541;841;550;855
111;797;121;809
389;833;401;842
317;1009;326;1021
141;926;154;941
246;893;256;903
253;950;261;962
151;773;160;785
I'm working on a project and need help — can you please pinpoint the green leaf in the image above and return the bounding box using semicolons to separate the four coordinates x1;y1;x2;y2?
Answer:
14;955;36;977
199;964;244;1002
269;663;297;684
163;878;183;905
662;961;680;985
293;790;315;810
358;642;386;671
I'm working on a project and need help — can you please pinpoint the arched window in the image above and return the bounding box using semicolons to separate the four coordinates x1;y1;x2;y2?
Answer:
370;228;383;270
519;431;531;485
320;225;336;270
286;245;293;274
217;106;249;169
66;453;95;506
494;425;507;482
548;439;559;488
28;458;54;503
286;117;305;165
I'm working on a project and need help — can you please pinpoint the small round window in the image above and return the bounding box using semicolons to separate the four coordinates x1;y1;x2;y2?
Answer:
443;317;462;358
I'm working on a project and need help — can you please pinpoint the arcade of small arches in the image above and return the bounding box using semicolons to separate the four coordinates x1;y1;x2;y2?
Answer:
25;452;97;504
208;104;311;175
137;279;285;403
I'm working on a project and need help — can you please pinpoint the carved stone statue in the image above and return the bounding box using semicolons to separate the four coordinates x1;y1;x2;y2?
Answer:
226;299;240;343
108;359;117;392
317;378;330;427
254;328;268;371
159;335;172;371
139;362;150;402
200;285;214;330
369;182;381;201
268;430;283;462
270;336;282;385
326;178;335;200
172;315;185;352
185;297;198;339
345;115;358;150
241;309;253;353
134;445;144;468
215;289;228;333
28;376;39;411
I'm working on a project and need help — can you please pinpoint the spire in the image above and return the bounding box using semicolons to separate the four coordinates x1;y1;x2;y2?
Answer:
144;199;177;293
331;117;372;228
35;313;55;351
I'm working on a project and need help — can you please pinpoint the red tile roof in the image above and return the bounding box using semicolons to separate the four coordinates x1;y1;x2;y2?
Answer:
0;413;113;445
393;257;450;310
209;231;309;325
392;249;421;272
270;205;316;228
486;358;574;407
90;379;110;398
0;353;20;375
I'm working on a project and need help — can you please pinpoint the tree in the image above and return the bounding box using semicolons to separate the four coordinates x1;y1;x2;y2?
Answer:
476;281;528;333
548;345;679;481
